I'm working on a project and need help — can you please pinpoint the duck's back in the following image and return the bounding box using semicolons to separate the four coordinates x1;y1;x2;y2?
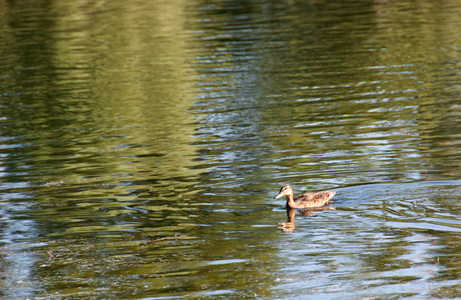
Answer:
293;191;335;208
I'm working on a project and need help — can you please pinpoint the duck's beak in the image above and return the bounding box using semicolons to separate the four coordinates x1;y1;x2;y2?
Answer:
274;192;284;199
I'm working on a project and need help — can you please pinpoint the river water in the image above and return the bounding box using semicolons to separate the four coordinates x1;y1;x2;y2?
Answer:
0;0;460;299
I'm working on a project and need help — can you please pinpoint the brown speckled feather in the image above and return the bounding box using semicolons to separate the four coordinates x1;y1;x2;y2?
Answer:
292;191;336;208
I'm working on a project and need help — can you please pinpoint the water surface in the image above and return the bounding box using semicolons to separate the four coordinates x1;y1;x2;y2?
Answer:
0;0;460;299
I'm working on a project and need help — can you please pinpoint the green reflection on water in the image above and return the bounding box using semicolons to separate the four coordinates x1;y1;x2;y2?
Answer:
0;0;461;299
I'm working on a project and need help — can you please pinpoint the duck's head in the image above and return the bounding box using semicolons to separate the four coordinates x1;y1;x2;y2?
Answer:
274;184;293;199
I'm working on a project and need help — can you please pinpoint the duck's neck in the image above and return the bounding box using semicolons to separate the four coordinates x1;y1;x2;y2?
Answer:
285;194;295;208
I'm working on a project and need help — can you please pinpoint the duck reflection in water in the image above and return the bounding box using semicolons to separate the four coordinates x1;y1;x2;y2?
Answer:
277;208;297;233
277;207;336;232
274;185;336;233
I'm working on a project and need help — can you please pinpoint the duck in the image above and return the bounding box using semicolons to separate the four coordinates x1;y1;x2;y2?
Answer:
274;184;335;209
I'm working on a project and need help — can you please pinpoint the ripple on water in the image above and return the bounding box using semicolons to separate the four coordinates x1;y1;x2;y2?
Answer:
271;181;460;298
